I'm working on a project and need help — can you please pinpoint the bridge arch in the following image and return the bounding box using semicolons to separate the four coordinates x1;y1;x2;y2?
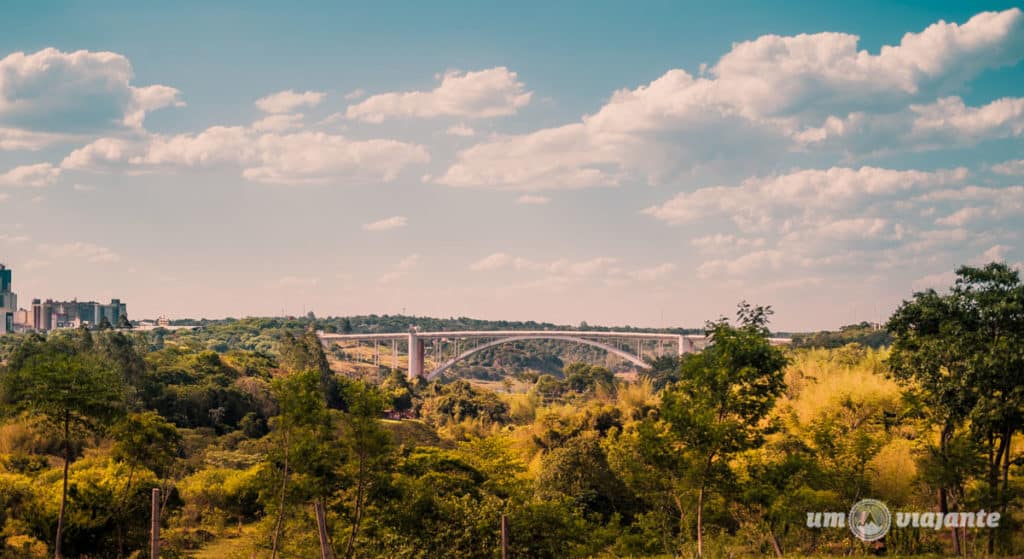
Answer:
427;334;650;380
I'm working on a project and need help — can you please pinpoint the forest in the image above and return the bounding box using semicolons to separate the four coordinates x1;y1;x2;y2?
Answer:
0;262;1021;559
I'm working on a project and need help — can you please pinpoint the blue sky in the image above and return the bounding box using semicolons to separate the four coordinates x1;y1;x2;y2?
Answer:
1;1;1022;330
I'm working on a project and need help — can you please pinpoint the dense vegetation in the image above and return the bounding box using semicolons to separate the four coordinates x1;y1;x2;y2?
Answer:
0;263;1021;558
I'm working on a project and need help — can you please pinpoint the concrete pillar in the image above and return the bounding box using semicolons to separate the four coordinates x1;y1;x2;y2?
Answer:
408;331;424;379
678;335;686;357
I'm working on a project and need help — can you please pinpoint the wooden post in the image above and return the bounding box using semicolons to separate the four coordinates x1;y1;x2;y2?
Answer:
150;488;160;559
500;514;509;559
314;501;333;559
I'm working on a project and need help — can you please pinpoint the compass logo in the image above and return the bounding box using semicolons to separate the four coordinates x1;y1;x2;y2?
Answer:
848;499;891;542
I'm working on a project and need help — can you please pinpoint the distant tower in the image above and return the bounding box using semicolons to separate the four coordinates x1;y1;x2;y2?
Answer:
0;264;16;334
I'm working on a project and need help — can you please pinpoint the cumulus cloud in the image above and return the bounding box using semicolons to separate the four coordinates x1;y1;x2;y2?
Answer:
468;252;676;289
38;242;120;263
434;9;1024;190
255;90;325;113
647;166;1023;284
241;133;429;185
992;159;1024;175
0;48;183;136
630;263;676;281
446;123;476;137
251;114;304;133
362;216;408;231
379;254;420;284
469;252;512;272
0;127;71;150
61;127;430;185
643;166;965;230
516;194;550;205
0;163;60;187
275;275;320;288
346;67;532;122
61;137;135;171
910;96;1024;143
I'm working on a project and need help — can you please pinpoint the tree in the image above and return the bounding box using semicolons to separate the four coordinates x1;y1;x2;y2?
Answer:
0;338;125;559
264;370;339;559
338;381;394;558
888;263;1024;554
660;302;788;557
110;412;182;557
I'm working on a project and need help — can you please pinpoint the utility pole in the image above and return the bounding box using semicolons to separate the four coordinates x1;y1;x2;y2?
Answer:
314;501;334;559
151;488;160;559
500;514;509;559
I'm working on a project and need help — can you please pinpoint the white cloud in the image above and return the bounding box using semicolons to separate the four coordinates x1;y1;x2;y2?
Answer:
992;159;1024;175
981;244;1011;262
0;48;182;135
643;166;965;229
516;194;550;205
0;234;29;243
38;242;120;263
935;207;985;227
63;128;430;185
251;113;304;133
691;234;766;251
344;89;365;101
911;96;1024;142
362;216;408;231
255;90;325;114
240;132;429;185
346;67;532;122
276;275;320;288
0;163;60;187
469;252;512;272
446;123;476;137
434;9;1024;190
912;270;957;291
0;127;71;150
61;137;135;170
630;263;676;281
379;254;420;284
648;166;1022;284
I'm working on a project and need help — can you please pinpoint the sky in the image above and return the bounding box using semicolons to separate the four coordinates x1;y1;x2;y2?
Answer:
1;1;1023;331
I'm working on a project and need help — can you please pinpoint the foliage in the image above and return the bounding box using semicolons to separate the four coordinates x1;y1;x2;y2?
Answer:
0;274;1022;558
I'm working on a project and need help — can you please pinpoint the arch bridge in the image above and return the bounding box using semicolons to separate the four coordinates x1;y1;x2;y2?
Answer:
317;329;710;380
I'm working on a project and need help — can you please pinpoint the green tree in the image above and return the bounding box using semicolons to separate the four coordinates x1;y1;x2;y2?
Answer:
264;369;339;559
661;302;788;557
0;339;125;559
888;263;1024;553
110;411;182;557
338;381;394;558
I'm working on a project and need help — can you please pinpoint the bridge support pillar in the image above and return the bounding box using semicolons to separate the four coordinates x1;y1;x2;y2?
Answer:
678;335;687;357
408;331;424;380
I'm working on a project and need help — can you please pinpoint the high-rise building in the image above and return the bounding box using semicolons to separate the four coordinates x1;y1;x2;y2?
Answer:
31;297;127;331
0;264;16;334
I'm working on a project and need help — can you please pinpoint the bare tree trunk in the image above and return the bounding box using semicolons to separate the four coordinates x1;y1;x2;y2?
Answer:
939;425;960;556
768;527;783;558
271;431;290;559
345;454;367;558
696;486;704;558
116;466;137;559
55;412;70;559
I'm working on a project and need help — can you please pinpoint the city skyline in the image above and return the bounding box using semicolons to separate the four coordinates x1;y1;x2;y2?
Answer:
2;1;1024;331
